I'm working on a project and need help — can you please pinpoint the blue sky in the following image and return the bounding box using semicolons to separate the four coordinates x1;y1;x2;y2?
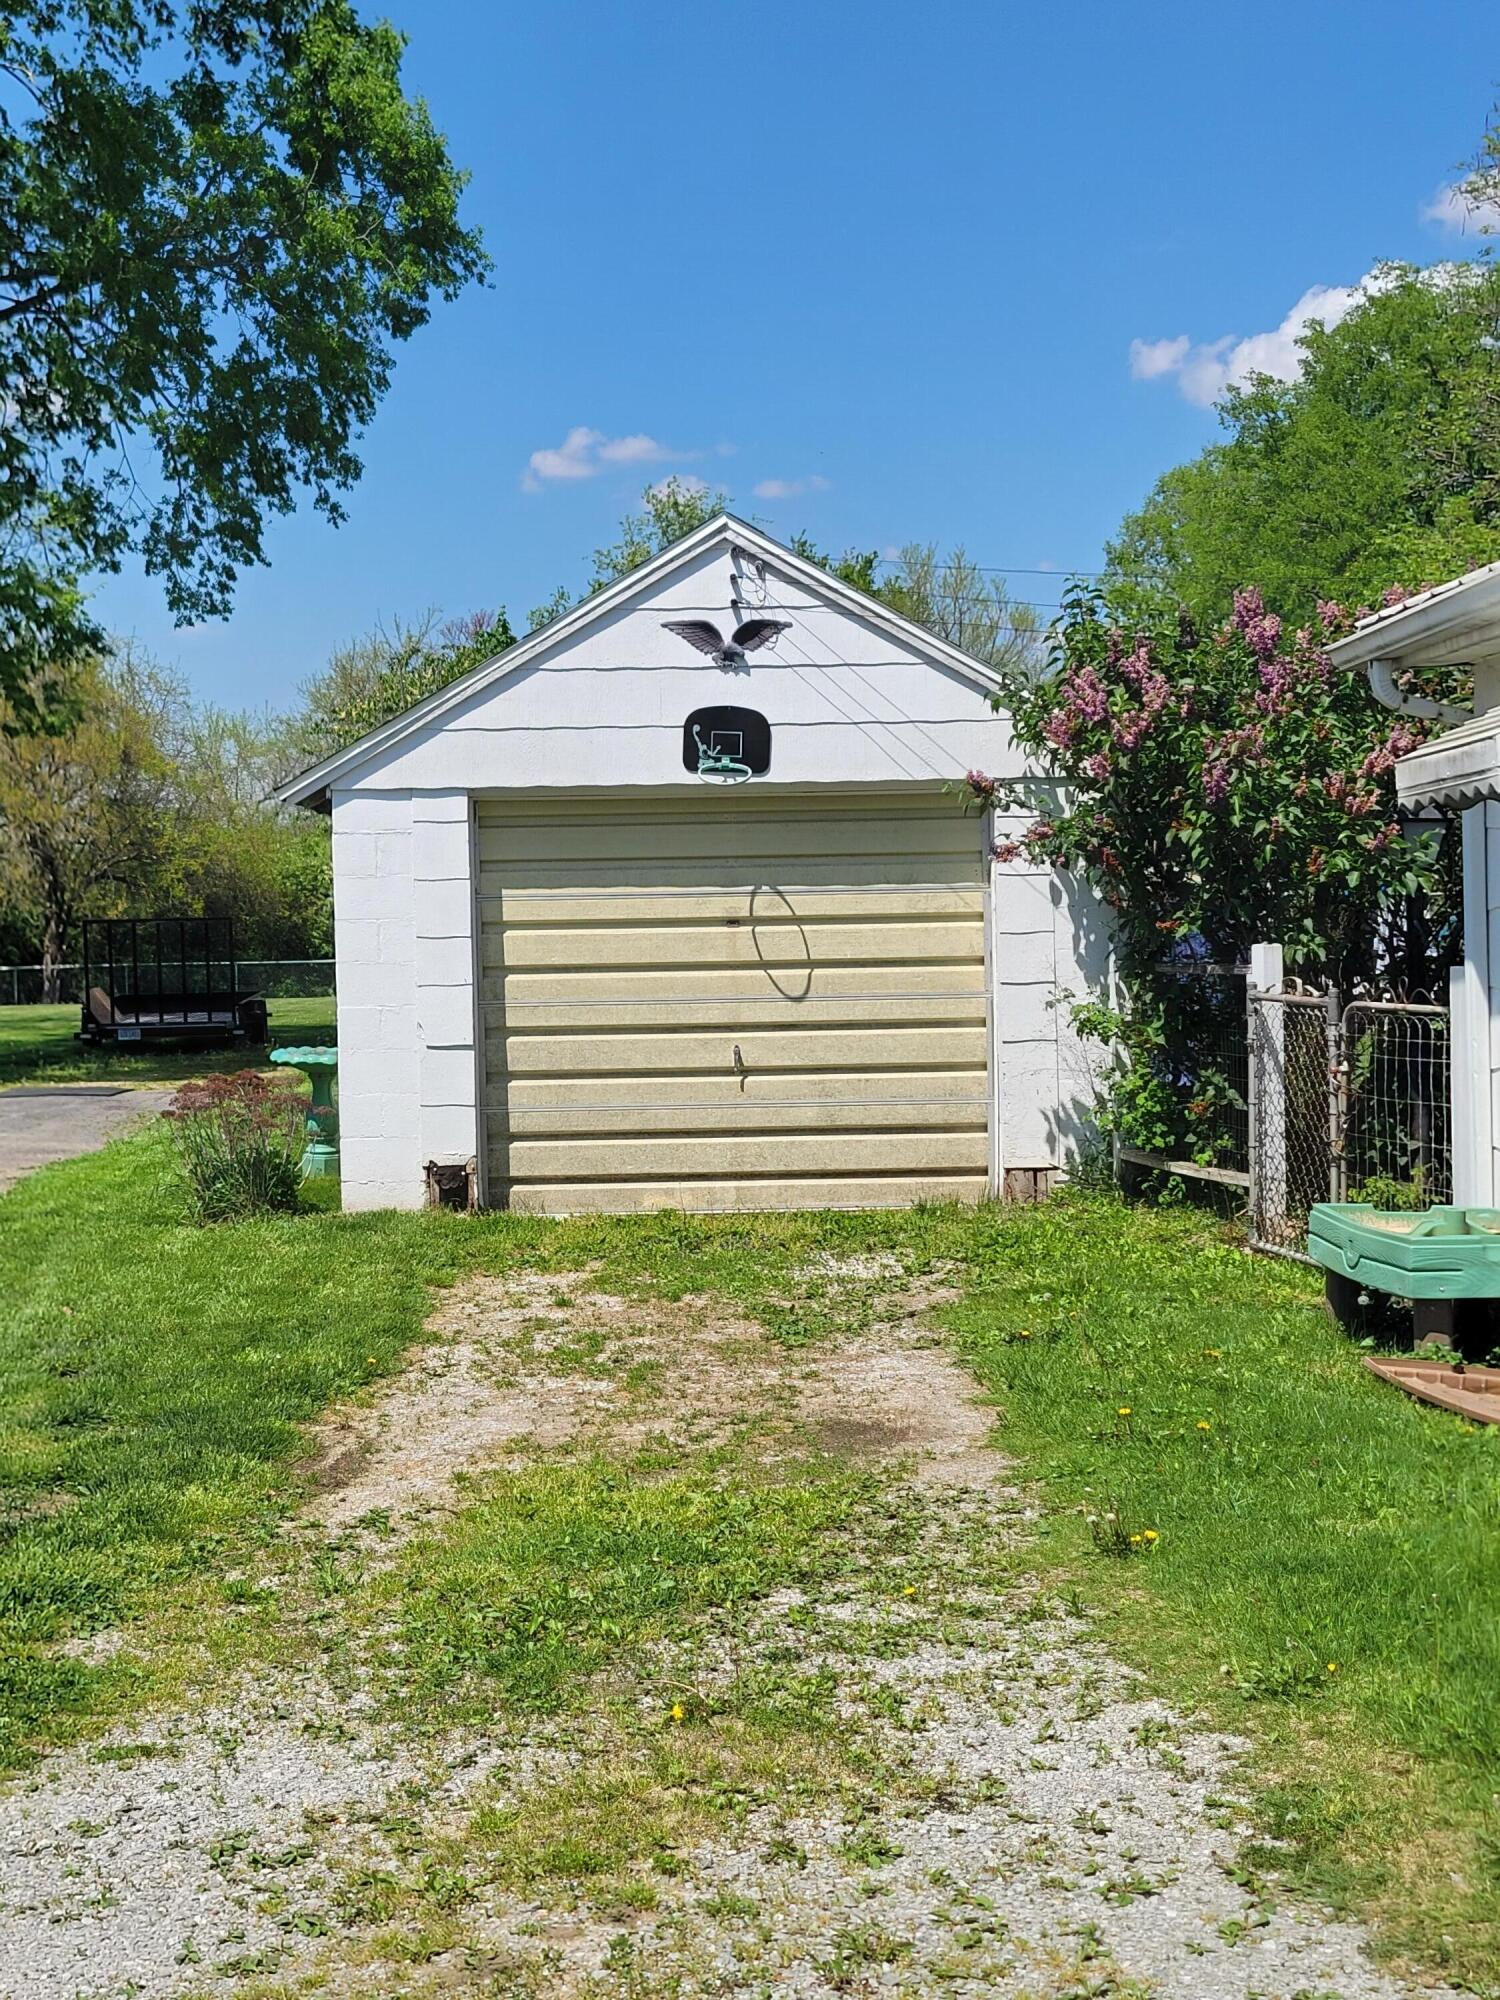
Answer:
91;0;1496;712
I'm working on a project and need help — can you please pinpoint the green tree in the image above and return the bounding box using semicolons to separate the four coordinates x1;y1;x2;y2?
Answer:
1107;264;1500;626
0;0;487;727
0;657;180;996
873;544;1041;674
294;609;516;758
163;706;334;960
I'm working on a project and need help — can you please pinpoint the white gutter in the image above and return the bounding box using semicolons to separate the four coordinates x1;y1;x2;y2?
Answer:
1366;658;1469;726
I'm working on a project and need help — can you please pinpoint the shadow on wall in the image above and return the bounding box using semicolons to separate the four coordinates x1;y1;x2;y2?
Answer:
1043;866;1114;1176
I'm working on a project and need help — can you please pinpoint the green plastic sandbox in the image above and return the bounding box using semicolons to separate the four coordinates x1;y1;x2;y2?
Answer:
1308;1203;1500;1301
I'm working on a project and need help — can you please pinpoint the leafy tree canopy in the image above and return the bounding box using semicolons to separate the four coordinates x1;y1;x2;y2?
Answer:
0;0;487;727
1106;263;1500;627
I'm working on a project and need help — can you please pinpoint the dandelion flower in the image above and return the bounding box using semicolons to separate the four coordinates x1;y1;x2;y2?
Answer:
1128;1533;1143;1546
366;1355;379;1366
1117;1406;1132;1417
1142;1529;1159;1542
670;1701;686;1721
1017;1329;1033;1339
1202;1348;1222;1360
1196;1420;1212;1432
1326;1662;1339;1676
903;1585;917;1597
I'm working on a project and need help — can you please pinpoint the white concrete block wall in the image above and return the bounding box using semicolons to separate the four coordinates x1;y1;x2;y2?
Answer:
413;791;481;1193
990;820;1109;1178
1479;801;1500;1205
990;825;1063;1172
331;787;421;1211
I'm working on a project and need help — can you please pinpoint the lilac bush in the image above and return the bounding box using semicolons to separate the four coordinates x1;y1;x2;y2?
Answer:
973;585;1461;1161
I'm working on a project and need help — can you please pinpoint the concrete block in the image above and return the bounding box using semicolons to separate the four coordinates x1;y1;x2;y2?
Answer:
993;928;1055;984
413;816;472;884
332;917;381;966
420;1101;480;1161
414;877;475;940
991;871;1054;935
416;983;478;1049
331;790;412;836
342;958;415;1009
335;870;408;925
421;1043;479;1106
375;1004;418;1052
998;982;1060;1042
331;830;379;878
377;918;416;965
414;934;476;985
412;789;472;823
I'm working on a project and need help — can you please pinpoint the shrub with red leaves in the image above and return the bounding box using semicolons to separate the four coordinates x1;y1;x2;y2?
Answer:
163;1070;306;1222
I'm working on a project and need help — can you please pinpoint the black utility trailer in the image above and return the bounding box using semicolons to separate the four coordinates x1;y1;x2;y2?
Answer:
77;918;268;1048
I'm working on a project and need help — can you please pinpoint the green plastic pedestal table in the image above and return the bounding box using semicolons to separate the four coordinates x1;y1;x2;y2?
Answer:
270;1044;339;1179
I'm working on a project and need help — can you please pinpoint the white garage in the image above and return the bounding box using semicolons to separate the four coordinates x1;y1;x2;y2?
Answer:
278;514;1103;1213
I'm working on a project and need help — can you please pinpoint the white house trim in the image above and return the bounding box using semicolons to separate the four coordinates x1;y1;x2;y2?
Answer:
1328;562;1500;1208
276;514;1007;812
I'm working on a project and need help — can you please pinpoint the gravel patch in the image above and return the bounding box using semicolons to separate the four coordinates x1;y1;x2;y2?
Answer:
0;1264;1455;1999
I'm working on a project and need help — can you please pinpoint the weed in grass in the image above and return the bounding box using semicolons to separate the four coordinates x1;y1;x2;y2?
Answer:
373;1454;869;1718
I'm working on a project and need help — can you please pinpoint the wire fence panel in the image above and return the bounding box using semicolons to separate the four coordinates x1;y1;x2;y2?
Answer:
1248;988;1451;1257
1338;1002;1451;1208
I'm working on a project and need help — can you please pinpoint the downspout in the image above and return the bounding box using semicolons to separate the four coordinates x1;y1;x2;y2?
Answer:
1366;658;1468;726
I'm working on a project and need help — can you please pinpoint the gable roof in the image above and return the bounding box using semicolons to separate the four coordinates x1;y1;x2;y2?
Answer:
275;514;1010;809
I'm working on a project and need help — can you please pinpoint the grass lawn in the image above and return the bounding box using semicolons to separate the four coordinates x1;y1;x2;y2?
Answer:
0;996;336;1087
0;1139;1496;1985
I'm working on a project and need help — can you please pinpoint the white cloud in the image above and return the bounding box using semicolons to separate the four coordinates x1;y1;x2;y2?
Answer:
1422;180;1500;233
1128;334;1190;381
522;426;691;491
752;473;832;501
596;433;667;465
1129;271;1386;408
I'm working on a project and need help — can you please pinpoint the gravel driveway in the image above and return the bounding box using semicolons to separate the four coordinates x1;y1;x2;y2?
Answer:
0;1085;173;1193
0;1262;1457;1998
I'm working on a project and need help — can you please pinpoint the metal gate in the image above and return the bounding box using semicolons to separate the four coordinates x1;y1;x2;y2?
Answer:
1248;987;1451;1256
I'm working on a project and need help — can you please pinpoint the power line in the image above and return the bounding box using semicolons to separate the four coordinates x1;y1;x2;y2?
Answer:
874;557;1101;581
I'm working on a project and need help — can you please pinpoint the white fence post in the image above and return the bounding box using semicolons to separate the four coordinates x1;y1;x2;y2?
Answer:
1249;942;1287;1240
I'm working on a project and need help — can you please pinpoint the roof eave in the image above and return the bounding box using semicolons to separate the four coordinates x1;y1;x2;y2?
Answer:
1326;562;1500;671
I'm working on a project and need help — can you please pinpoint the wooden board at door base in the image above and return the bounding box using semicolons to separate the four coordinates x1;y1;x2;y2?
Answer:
477;794;992;1215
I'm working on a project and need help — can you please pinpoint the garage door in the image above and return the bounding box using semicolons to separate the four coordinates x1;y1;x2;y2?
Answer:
476;794;991;1213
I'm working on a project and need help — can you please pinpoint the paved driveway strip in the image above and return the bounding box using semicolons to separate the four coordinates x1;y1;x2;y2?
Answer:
0;1086;174;1194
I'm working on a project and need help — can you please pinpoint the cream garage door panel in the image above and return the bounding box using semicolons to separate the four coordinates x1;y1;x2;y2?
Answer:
478;796;989;1214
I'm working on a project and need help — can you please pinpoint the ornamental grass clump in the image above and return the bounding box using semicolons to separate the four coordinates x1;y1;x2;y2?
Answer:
163;1070;306;1221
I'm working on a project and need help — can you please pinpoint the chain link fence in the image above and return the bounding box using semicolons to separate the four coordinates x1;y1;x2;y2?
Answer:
1248;984;1451;1257
0;958;334;1006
